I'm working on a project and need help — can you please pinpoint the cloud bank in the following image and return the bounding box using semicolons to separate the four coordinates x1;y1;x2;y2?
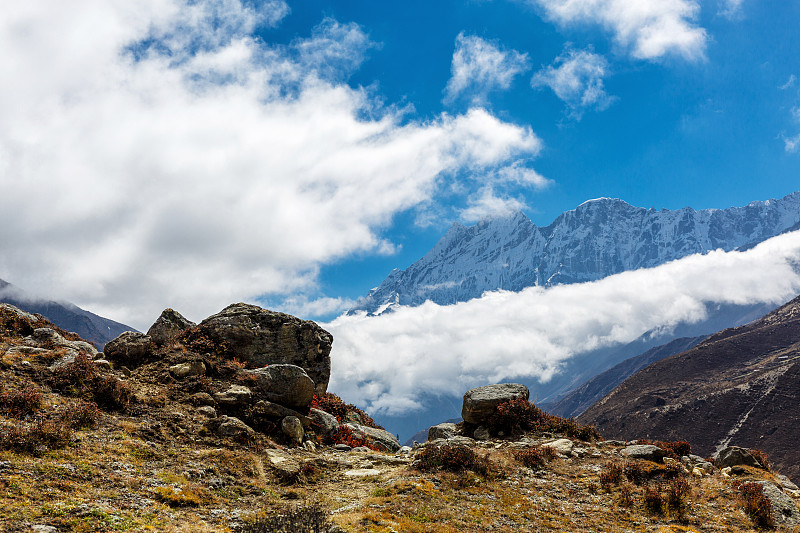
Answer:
530;0;707;60
325;230;800;415
0;0;544;329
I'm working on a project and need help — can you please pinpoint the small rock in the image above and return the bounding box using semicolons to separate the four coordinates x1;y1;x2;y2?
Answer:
207;415;254;439
31;526;58;533
104;331;154;368
542;438;574;456
777;474;800;492
190;392;216;406
721;467;732;477
397;446;413;455
352;446;371;453
93;359;112;370
197;406;217;418
334;444;352;452
428;422;458;441
281;416;304;446
473;426;490;441
169;361;206;379
461;383;530;425
344;468;382;477
303;441;316;451
214;385;253;407
692;467;704;477
264;449;300;477
621;444;666;462
309;408;340;437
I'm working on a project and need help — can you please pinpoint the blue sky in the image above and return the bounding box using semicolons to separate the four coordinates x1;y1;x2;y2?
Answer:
270;0;800;314
1;0;799;327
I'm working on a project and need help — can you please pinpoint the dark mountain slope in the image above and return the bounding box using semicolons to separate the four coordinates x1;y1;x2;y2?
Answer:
579;295;800;482
0;278;134;348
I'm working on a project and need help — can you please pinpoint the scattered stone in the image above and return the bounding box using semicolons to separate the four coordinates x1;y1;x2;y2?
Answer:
281;416;304;446
334;444;352;452
542;438;575;456
352;446;371;453
621;444;666;462
344;468;382;477
473;426;490;441
397;446;413;455
346;424;401;452
197;406;217;418
190;392;216;406
721;467;732;477
169;361;206;379
692;467;704;477
461;383;530;424
197;303;333;392
214;385;253;407
264;449;300;477
251;400;311;427
309;408;340;437
754;481;800;527
104;332;154;368
31;526;58;533
303;441;316;451
207;416;254;439
244;364;315;410
428;422;458;441
598;440;625;447
714;446;764;469
147;308;196;346
93;359;112;370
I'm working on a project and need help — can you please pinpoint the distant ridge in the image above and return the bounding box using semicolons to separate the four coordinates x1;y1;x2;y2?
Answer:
0;278;135;349
350;191;800;315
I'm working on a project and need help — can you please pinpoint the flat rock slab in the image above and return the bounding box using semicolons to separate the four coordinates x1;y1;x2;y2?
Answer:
344;468;382;478
461;383;530;425
264;449;300;477
621;444;666;462
542;438;574;456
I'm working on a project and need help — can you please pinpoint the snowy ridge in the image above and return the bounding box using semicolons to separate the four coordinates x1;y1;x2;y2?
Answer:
348;192;800;315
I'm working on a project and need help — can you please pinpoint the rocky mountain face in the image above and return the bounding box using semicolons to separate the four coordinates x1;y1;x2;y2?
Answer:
349;192;800;315
0;278;134;349
579;294;800;483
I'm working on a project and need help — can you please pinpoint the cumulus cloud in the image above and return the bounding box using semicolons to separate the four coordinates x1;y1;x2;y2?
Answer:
459;187;528;222
0;0;544;330
530;0;707;60
325;231;800;415
532;47;615;118
444;33;530;105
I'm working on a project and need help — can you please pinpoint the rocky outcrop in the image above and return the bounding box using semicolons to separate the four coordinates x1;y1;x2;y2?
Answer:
461;383;529;424
754;481;800;527
428;423;458;441
147;308;195;346
197;303;332;392
714;446;765;469
104;332;154;368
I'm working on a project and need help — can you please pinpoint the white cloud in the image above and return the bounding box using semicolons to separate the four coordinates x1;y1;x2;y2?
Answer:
720;0;744;18
780;75;796;91
444;33;530;105
268;295;357;319
325;230;800;415
784;134;800;154
0;0;544;330
459;187;528;222
532;47;615;118
531;0;707;60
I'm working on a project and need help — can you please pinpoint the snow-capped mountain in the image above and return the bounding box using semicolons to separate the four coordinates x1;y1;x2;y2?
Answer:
349;191;800;315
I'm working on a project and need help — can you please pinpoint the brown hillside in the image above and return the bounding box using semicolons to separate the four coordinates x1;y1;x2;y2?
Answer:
580;295;800;483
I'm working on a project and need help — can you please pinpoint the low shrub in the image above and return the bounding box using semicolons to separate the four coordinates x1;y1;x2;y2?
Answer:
413;443;491;476
639;439;692;459
642;485;665;515
328;425;379;451
736;481;774;529
513;446;558;469
51;354;131;410
487;398;599;441
599;461;624;489
61;400;101;429
310;392;381;429
748;448;771;472
0;386;43;418
240;503;338;533
666;477;691;518
0;416;73;455
618;483;635;507
154;485;206;507
624;461;648;486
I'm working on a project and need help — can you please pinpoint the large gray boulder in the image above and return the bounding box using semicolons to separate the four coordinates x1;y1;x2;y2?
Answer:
104;331;154;367
244;364;316;410
461;383;530;424
346;423;401;452
755;481;800;527
714;446;764;469
309;408;340;437
621;444;666;462
147;308;195;346
197;303;333;392
428;423;458;441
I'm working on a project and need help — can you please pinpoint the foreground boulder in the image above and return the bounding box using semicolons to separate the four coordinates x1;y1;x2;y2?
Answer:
197;303;333;392
621;444;666;463
428;423;458;441
244;364;316;410
104;332;154;367
461;383;530;424
147;308;195;346
346;424;401;452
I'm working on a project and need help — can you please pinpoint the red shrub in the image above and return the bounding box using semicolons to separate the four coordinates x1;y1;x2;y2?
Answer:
328;425;379;451
310;392;381;429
